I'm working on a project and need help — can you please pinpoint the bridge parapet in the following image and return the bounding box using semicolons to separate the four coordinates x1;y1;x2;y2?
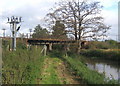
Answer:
27;39;76;45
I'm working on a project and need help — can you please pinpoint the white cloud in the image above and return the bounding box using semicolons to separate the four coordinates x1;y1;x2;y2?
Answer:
101;9;118;33
0;0;59;35
0;0;118;41
95;0;118;40
99;0;118;7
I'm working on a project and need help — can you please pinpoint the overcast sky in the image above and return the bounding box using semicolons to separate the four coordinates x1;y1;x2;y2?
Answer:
0;0;119;41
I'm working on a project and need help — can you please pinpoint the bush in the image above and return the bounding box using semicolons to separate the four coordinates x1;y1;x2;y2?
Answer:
16;40;27;49
2;39;10;50
52;45;65;51
85;41;118;49
80;49;120;61
49;50;64;58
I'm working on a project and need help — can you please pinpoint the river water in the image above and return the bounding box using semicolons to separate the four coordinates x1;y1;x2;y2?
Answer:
85;58;120;81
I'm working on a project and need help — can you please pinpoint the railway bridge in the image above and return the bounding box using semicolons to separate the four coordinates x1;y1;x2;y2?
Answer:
0;37;88;51
27;38;88;51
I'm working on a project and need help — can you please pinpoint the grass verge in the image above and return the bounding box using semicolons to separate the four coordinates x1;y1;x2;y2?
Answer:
39;57;61;84
62;55;119;85
2;46;45;84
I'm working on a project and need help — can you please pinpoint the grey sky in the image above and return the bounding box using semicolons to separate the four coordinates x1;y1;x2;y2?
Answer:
0;0;119;41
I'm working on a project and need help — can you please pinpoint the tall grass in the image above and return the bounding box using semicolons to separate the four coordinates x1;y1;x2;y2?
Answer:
2;44;45;84
40;57;61;84
49;51;116;85
63;55;119;85
63;56;105;84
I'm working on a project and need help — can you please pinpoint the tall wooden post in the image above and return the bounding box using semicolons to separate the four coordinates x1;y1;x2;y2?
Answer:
49;43;52;51
44;45;47;56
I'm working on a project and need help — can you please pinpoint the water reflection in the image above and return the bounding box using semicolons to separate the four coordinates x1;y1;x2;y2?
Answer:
86;59;120;80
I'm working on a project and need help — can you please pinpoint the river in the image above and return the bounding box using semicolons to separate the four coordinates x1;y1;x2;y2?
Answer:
85;58;120;81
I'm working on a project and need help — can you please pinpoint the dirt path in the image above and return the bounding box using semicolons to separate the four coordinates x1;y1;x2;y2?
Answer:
37;57;60;84
55;58;81;84
37;57;83;84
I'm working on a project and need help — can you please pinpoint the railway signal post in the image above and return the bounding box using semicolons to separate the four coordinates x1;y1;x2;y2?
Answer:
7;16;22;51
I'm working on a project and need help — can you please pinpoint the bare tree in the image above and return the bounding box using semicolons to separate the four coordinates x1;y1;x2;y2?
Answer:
45;0;110;53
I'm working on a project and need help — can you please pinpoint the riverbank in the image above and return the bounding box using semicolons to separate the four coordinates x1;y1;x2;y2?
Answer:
50;51;119;85
85;58;120;80
80;49;120;62
62;55;119;85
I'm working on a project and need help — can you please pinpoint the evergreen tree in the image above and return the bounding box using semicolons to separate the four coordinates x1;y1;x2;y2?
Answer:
52;21;67;39
32;24;50;38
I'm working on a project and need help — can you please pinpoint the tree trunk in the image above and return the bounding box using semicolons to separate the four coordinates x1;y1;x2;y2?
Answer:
75;31;77;40
74;16;77;40
77;39;81;54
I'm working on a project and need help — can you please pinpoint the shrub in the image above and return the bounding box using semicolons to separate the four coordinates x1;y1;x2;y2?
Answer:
80;49;120;61
85;41;118;49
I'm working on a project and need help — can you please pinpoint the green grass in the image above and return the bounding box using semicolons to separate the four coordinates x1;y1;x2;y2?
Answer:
80;49;120;61
62;55;119;85
40;58;61;84
2;39;119;85
2;45;45;84
63;56;105;85
84;40;119;49
49;51;106;84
